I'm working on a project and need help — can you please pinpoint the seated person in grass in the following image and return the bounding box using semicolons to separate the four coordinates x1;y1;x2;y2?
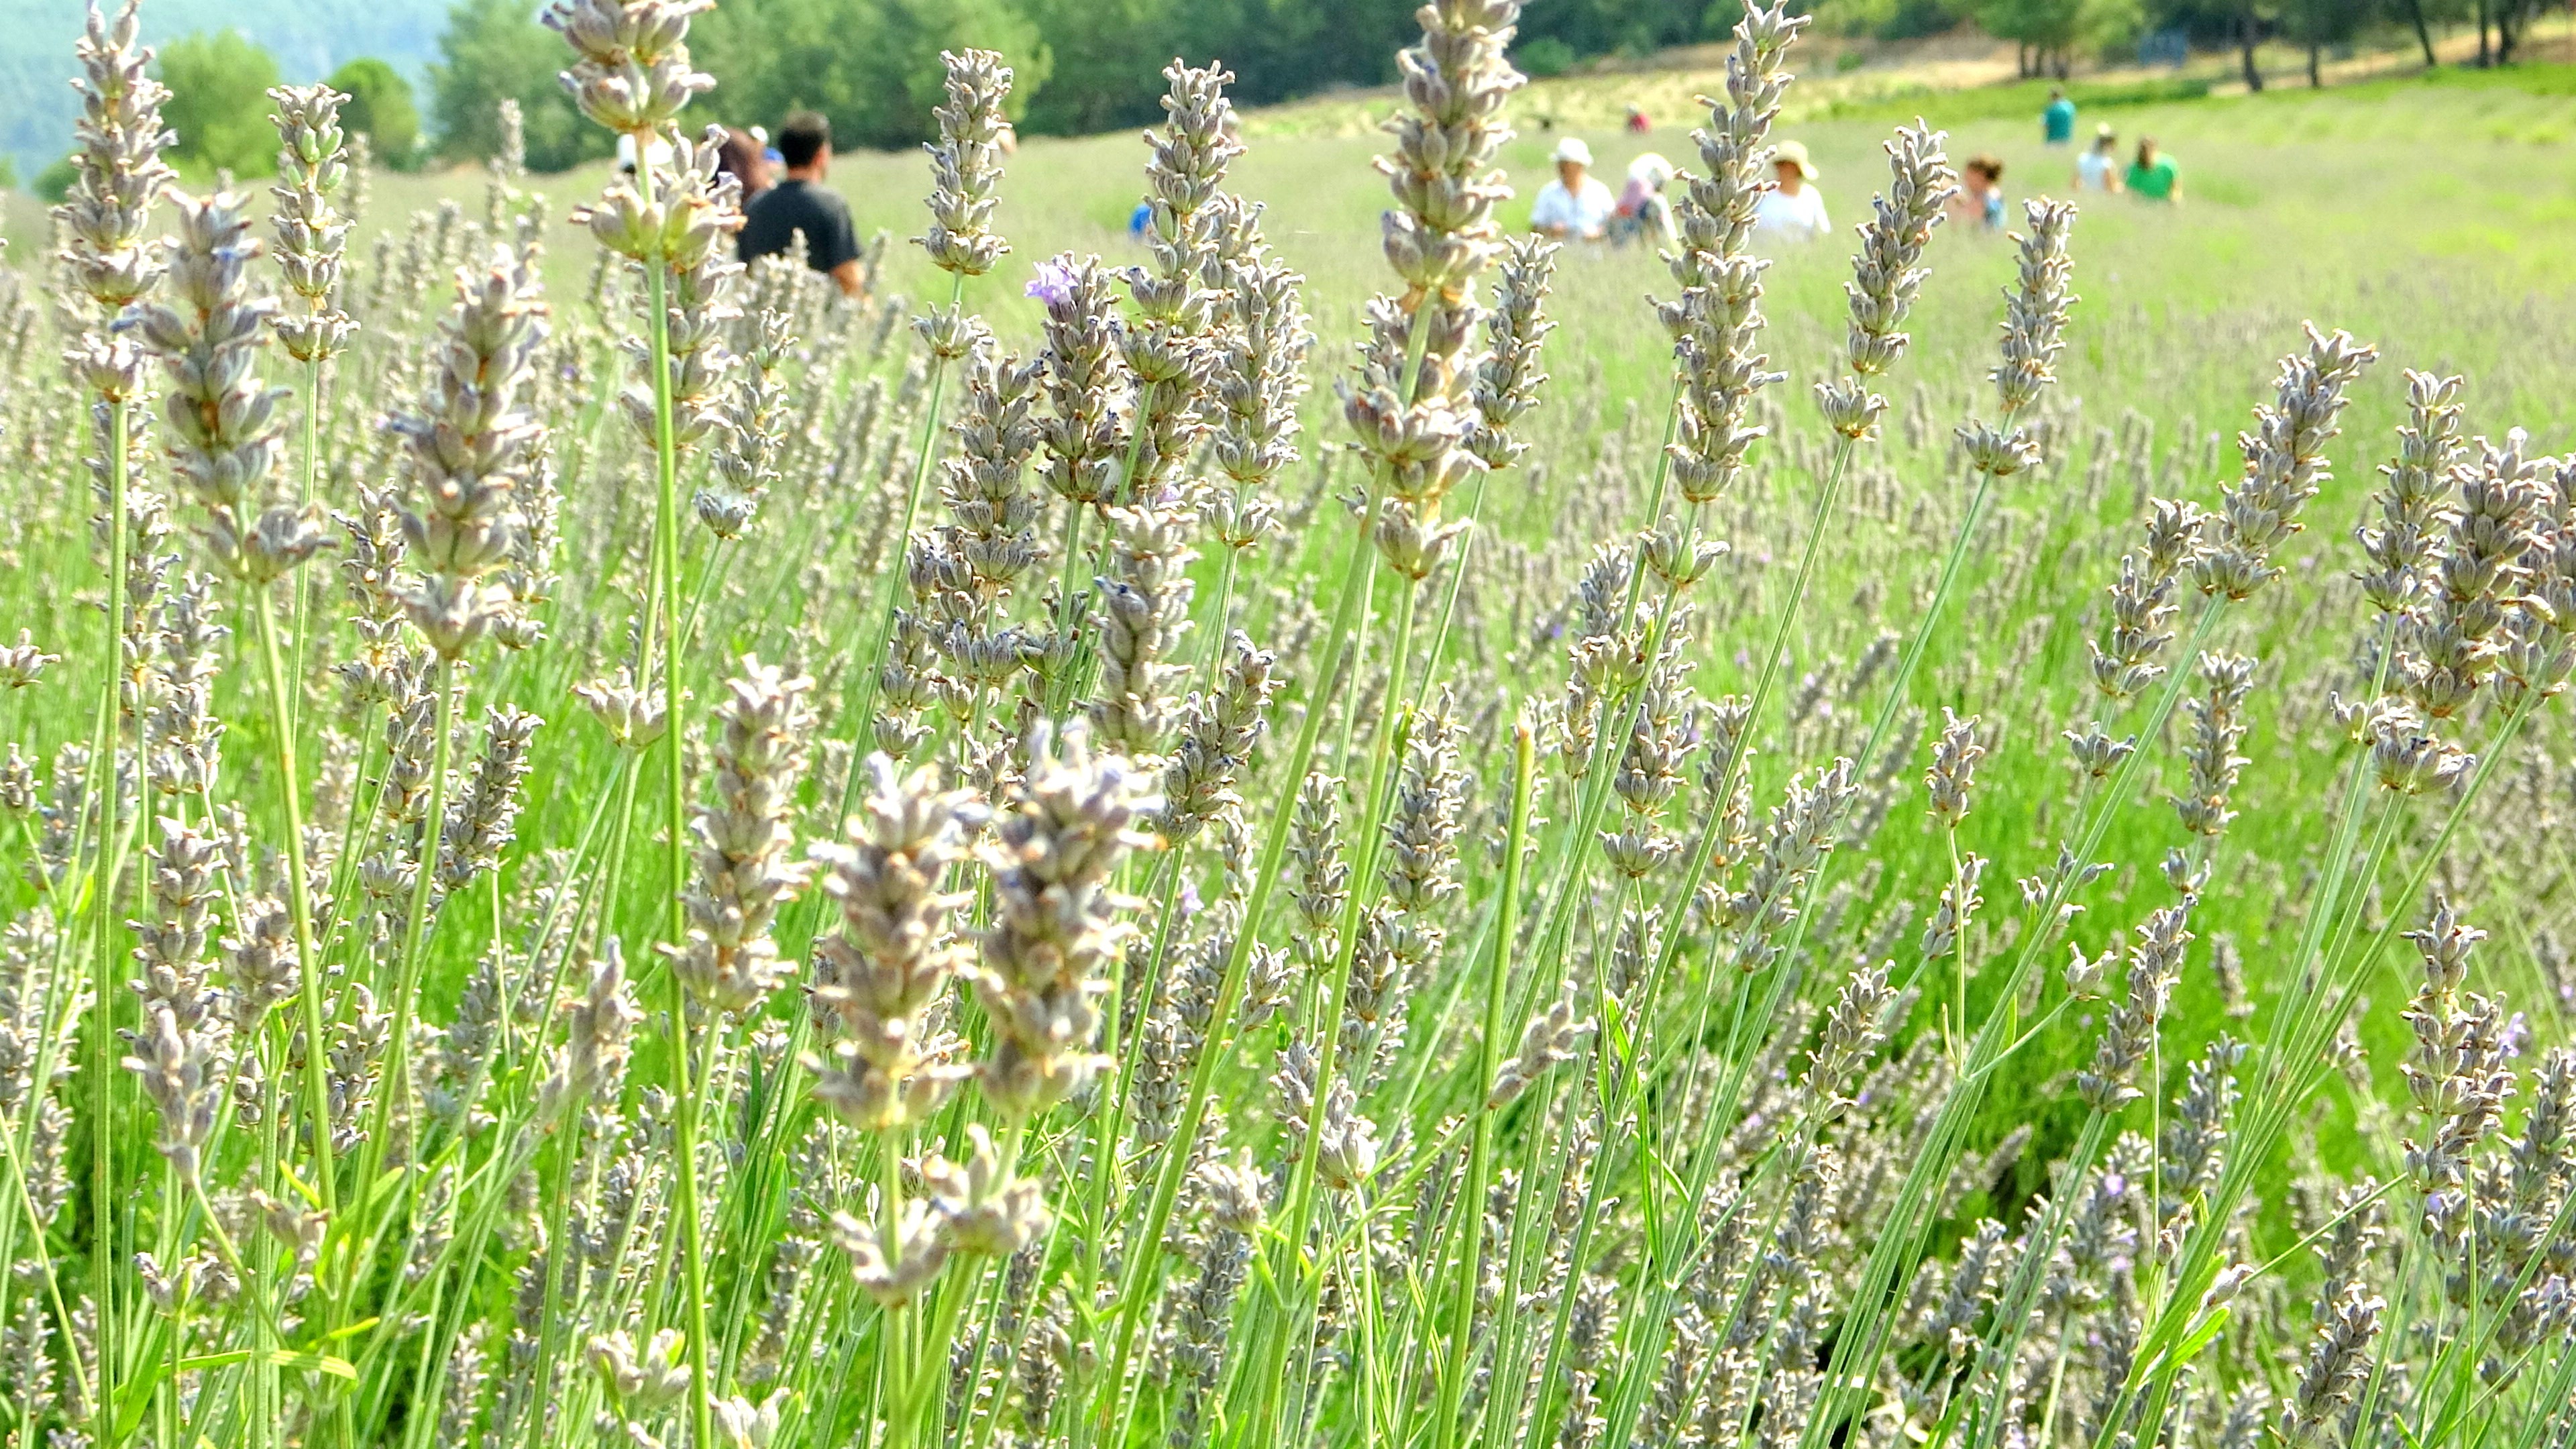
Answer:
1951;154;2006;231
2074;124;2123;194
739;111;865;297
1530;137;1616;241
1752;140;1830;246
2127;137;2183;205
1609;152;1679;250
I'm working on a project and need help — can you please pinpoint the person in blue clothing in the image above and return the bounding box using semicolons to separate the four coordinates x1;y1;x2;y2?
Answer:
2042;86;2076;145
1128;199;1152;237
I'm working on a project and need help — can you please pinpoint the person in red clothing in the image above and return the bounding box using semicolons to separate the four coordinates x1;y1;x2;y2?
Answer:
1625;104;1651;133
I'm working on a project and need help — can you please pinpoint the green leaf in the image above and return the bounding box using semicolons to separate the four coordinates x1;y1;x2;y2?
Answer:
2176;1306;2231;1361
177;1348;357;1381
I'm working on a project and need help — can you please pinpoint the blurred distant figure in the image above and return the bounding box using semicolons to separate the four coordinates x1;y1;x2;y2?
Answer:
1753;139;1829;245
2042;86;2076;145
739;111;865;297
1610;151;1678;249
1128;199;1152;237
1530;137;1615;241
997;121;1018;156
1951;154;2005;231
2074;124;2123;193
716;127;771;205
616;131;674;176
1625;104;1652;134
2126;137;2182;204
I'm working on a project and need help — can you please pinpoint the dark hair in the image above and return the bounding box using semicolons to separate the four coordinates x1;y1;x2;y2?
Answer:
779;111;830;170
1966;154;2003;182
717;127;768;196
2136;137;2158;168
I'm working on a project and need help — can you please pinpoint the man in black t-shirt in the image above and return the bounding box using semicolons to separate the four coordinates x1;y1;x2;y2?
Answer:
739;111;863;298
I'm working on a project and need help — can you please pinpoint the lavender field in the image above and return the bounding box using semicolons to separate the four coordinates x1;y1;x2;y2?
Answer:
5;2;2576;1448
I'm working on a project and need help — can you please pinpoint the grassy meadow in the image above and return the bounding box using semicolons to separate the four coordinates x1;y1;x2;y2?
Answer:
9;10;2576;1448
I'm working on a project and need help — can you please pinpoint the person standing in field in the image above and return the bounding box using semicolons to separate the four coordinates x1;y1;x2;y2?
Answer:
1530;137;1617;241
2074;123;2123;193
1752;139;1829;245
2127;136;2183;204
739;111;865;297
2042;86;2077;145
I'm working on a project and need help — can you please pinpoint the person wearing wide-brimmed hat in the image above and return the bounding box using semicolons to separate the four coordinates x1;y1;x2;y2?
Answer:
1531;136;1617;241
1753;139;1831;245
1611;150;1680;249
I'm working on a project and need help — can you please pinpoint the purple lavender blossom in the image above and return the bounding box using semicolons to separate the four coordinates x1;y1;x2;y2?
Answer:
1026;258;1078;308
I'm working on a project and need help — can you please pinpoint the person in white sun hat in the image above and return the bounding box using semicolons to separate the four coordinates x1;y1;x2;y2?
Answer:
1611;150;1679;249
1530;136;1616;241
1753;138;1831;246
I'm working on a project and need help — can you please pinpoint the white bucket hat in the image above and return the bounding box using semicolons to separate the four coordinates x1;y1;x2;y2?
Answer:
1627;151;1675;187
1550;136;1594;168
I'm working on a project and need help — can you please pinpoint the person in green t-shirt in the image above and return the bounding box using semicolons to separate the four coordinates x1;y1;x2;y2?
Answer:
2126;137;2182;203
2042;87;2076;145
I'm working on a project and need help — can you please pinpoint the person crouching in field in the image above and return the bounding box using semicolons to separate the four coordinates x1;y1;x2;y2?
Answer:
1752;139;1829;246
2074;123;2123;194
1530;137;1616;241
2127;136;2184;205
1951;154;2006;231
1610;152;1679;250
739;111;865;298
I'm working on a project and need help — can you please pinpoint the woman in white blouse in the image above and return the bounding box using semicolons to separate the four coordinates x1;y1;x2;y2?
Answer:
1529;137;1617;241
1752;140;1831;245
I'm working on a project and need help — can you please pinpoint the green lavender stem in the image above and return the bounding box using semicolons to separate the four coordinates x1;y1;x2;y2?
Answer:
1094;484;1387;1444
89;396;129;1449
1432;721;1533;1449
252;588;338;1220
847;272;969;739
641;208;718;1449
1805;595;2227;1448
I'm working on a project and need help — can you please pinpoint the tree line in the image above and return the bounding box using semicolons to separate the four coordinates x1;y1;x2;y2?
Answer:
33;0;2566;186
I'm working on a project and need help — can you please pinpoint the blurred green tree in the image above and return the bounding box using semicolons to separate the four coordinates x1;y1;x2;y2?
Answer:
1976;0;2145;76
694;0;1051;149
328;57;423;168
431;0;610;169
158;29;284;181
2277;0;2357;85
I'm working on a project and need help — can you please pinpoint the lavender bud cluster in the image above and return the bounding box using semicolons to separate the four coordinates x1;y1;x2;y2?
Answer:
920;50;1015;279
1817;124;1956;439
973;723;1157;1121
389;250;549;658
267;84;357;365
136;194;326;584
1661;3;1803;506
667;657;818;1014
2192;324;2377;600
809;755;982;1129
545;0;714;138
